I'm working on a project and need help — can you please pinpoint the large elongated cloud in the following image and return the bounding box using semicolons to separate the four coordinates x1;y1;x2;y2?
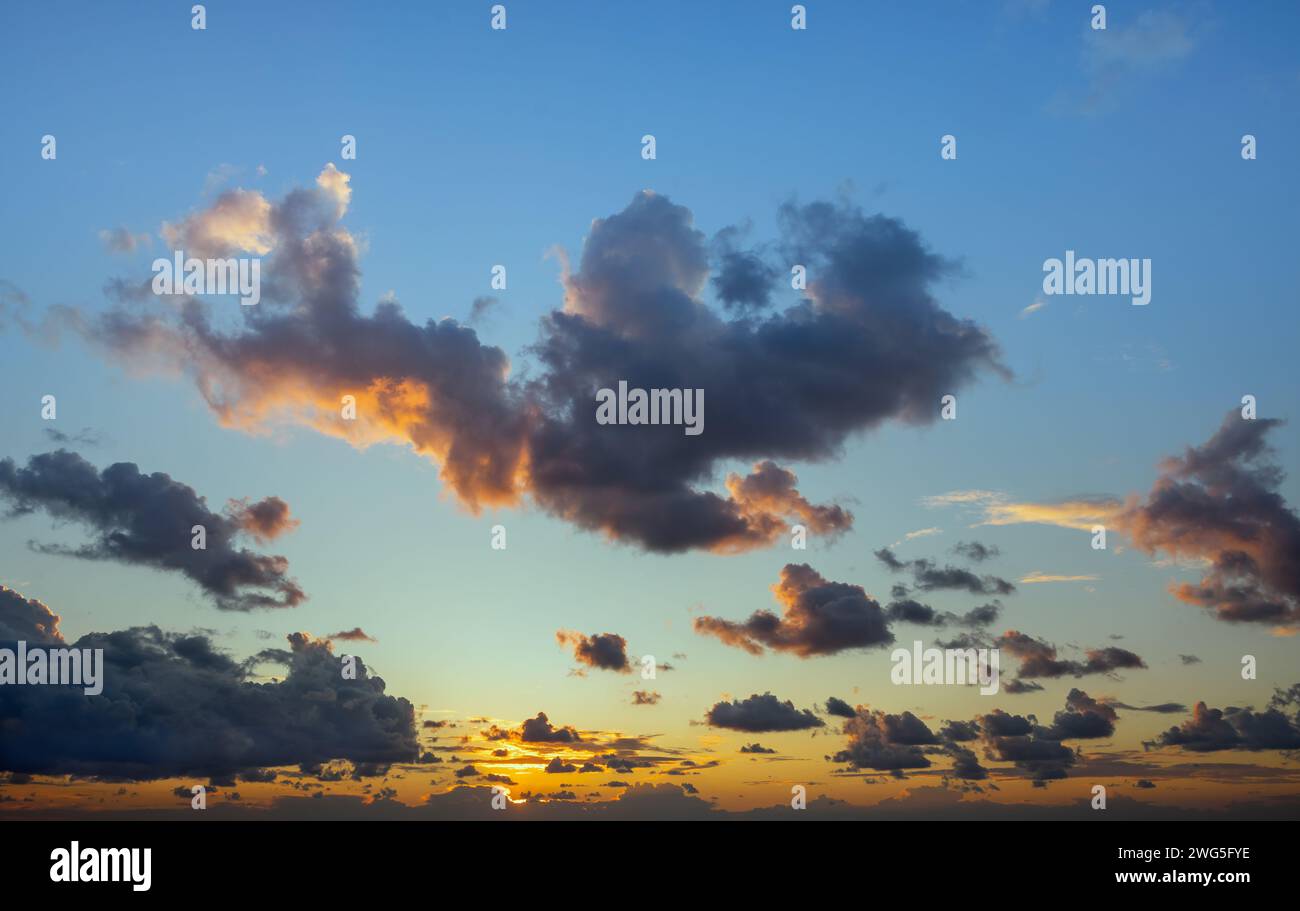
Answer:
931;412;1300;627
72;169;1006;554
0;450;303;611
0;591;417;780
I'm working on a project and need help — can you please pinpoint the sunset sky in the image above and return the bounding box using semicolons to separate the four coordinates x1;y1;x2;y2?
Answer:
1;1;1298;820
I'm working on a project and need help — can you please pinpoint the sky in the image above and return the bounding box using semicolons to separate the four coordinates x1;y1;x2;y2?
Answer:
1;0;1298;820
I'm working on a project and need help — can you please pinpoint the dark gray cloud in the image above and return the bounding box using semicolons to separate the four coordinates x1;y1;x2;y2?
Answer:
830;689;1128;784
956;601;1001;627
704;692;825;732
1043;689;1118;740
884;598;943;625
71;177;1006;555
709;225;779;312
1106;700;1187;714
555;630;631;673
693;563;892;656
1154;685;1300;753
0;597;417;780
874;548;1016;596
970;690;1119;782
42;427;103;447
824;696;856;718
939;720;981;742
945;743;988;781
832;709;938;772
544;757;576;774
952;540;999;562
998;630;1146;680
481;712;582;745
467;295;499;325
0;450;304;611
739;743;777;754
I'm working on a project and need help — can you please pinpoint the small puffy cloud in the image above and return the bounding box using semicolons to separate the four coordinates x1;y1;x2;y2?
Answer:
694;563;892;657
98;226;151;254
555;630;631;673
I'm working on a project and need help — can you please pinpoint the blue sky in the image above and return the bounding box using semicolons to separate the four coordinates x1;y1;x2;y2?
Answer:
1;1;1298;813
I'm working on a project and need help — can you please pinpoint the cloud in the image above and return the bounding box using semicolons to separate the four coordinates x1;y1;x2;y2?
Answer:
832;709;938;772
905;527;942;541
0;586;63;643
1020;572;1099;584
1018;298;1046;318
693;563;893;657
0;450;305;611
952;540;999;562
631;691;660;706
704;693;825;732
1124;413;1300;626
98;226;152;255
227;496;300;543
555;630;631;673
998;630;1146;680
326;627;377;643
161;186;274;256
1104;700;1187;714
956;602;1001;627
1044;689;1118;740
42;427;103;447
965;689;1119;782
0;598;417;780
467;295;499;325
1154;686;1300;753
69;175;1006;555
709;224;779;312
824;696;857;718
483;712;582;745
874;547;1016;596
739;742;777;754
929;412;1300;627
1060;9;1201;114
